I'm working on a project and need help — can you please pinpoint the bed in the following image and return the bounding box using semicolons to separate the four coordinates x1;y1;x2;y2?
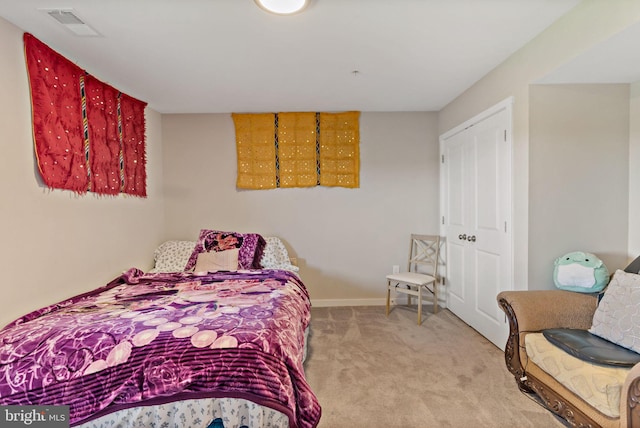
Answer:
0;231;321;428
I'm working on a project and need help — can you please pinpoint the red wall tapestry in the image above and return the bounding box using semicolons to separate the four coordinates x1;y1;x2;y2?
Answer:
24;33;147;197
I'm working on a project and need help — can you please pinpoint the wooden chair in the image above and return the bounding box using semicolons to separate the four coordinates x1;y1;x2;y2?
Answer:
386;234;441;325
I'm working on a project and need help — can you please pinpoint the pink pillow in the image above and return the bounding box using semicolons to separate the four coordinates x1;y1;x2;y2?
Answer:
185;229;266;271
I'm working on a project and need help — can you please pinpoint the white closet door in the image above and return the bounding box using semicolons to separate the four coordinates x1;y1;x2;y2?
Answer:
440;100;513;350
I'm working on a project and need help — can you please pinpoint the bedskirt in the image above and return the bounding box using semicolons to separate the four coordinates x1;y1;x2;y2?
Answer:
78;397;290;428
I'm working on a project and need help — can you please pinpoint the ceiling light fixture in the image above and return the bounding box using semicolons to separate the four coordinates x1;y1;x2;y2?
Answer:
254;0;308;15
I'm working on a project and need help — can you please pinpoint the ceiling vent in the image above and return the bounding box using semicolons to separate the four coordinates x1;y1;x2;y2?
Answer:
43;9;100;37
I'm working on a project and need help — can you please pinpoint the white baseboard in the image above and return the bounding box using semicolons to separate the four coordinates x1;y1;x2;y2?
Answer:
311;297;447;308
311;298;385;307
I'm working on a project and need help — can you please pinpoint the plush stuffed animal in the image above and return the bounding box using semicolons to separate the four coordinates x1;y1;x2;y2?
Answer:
553;251;609;293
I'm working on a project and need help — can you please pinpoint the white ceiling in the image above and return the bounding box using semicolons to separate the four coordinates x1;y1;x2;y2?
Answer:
0;0;585;114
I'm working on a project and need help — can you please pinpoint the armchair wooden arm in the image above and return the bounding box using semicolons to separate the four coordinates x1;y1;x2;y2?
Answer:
622;363;640;427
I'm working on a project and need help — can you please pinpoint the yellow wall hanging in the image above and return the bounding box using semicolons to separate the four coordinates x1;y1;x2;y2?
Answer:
233;111;359;189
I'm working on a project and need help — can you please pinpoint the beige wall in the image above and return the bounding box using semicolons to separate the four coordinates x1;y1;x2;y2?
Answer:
529;84;629;288
438;1;640;290
630;81;640;258
0;17;166;327
160;112;440;304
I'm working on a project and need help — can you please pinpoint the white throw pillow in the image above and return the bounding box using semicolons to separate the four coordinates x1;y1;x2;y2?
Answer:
589;269;640;354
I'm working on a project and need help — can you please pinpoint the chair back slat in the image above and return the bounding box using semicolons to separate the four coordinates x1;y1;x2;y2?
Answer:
408;234;440;279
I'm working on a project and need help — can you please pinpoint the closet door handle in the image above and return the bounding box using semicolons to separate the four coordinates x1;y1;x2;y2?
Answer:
467;235;476;242
459;234;467;240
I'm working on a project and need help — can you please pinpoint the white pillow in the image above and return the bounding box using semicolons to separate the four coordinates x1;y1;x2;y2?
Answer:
261;237;299;272
589;269;640;354
151;240;197;272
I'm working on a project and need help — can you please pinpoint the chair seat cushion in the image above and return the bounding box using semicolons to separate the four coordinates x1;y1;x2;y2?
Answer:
543;328;640;367
386;272;435;286
525;332;630;418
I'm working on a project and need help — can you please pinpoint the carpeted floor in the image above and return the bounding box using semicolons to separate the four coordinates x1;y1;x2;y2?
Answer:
304;305;567;428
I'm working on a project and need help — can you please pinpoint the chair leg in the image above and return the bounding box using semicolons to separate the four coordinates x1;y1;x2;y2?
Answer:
386;281;391;317
417;287;422;325
433;281;439;314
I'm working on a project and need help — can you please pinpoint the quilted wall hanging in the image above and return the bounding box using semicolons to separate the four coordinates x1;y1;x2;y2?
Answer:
24;33;148;197
233;111;360;190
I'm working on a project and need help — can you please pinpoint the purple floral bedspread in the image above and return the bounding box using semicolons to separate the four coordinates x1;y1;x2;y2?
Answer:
0;268;321;428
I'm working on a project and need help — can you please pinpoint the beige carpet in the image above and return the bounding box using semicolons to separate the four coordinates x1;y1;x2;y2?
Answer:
304;305;566;428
